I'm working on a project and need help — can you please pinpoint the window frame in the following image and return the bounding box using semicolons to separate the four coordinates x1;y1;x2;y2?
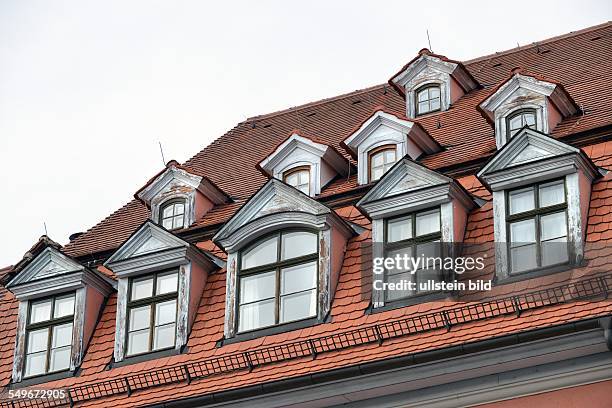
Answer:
236;229;320;334
159;199;187;230
505;108;537;139
23;292;75;379
505;179;570;275
125;270;179;358
383;208;443;302
368;144;397;183
414;84;442;116
283;165;311;195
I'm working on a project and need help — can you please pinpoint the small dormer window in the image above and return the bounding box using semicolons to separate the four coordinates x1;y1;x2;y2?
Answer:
24;292;75;378
160;200;186;230
415;84;441;115
507;108;537;138
283;166;310;194
368;145;397;182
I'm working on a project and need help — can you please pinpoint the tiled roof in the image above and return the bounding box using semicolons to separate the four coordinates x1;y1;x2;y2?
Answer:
1;22;612;407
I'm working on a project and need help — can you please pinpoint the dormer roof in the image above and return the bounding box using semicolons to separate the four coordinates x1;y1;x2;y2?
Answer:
136;160;229;206
478;70;579;124
389;49;479;96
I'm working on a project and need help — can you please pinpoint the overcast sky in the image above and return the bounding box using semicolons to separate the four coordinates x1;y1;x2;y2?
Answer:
0;0;610;266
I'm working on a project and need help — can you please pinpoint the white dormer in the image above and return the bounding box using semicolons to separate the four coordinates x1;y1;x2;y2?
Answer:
342;110;441;185
136;161;229;230
257;132;348;196
478;71;578;149
389;49;479;118
6;241;113;382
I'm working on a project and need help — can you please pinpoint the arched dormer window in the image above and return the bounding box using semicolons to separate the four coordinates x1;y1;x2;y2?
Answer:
283;166;310;195
368;145;397;182
159;199;186;230
415;84;441;116
506;108;537;138
238;230;318;332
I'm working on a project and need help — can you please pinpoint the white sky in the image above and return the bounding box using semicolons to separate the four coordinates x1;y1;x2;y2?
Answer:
1;0;610;266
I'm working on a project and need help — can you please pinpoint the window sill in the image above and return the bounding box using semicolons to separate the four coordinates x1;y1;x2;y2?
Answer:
496;261;579;285
109;347;184;369
219;317;320;346
10;370;75;388
368;291;449;314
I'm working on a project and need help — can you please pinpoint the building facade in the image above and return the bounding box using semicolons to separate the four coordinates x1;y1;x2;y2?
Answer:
1;22;612;408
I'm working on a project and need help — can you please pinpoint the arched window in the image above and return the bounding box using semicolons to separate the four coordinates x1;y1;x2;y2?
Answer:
368;145;397;182
415;84;441;115
283;166;310;195
238;231;318;332
159;200;186;230
507;108;537;138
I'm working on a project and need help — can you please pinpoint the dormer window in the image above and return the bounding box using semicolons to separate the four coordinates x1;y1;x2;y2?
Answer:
478;72;578;149
342;110;441;185
258;133;348;197
126;271;178;356
389;49;479;118
238;231;318;332
368;145;397;182
283;166;310;194
507;108;537;138
507;180;568;273
415;84;441;115
160;200;186;230
24;293;75;378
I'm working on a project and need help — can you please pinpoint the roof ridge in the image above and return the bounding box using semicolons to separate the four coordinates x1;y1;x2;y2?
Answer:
464;20;612;65
245;83;386;122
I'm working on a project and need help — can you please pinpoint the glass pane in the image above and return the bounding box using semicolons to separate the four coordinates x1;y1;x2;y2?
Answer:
430;87;440;98
162;205;174;218
131;277;154;301
155;300;177;326
53;294;75;318
241;235;278;269
371;166;383;181
297;183;310;195
540;212;567;241
285;172;298;186
238;299;275;332
129;305;151;331
281;261;317;295
30;300;52;324
384;149;396;163
511;244;537;273
385;272;414;301
162;218;174;230
510;219;536;244
430;98;440;111
387;216;412;243
49;346;71;372
417;90;428;102
525;113;536;127
24;352;47;377
385;246;413;274
240;271;275;304
27;328;49;353
51;323;73;348
416;209;440;236
418;101;429;114
539;181;565;208
282;231;317;260
174;203;184;215
371;151;384;167
298;170;309;184
172;215;184;229
153;324;175;350
541;237;569;266
509;115;522;130
127;329;150;356
156;272;178;295
280;289;316;323
509;187;535;215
